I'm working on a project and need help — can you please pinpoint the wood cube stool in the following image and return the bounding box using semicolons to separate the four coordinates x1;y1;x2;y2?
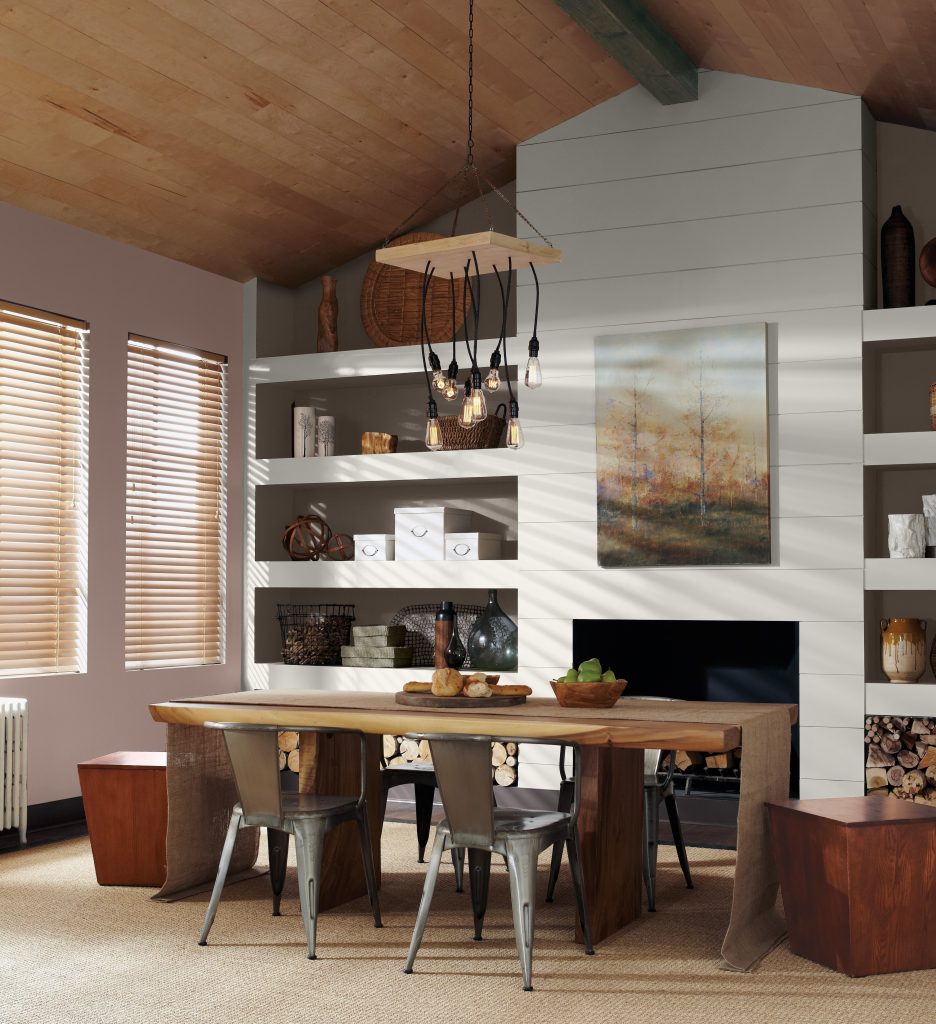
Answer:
767;796;936;976
77;751;168;886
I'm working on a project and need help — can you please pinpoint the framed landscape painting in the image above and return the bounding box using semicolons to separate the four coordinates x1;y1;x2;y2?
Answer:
595;323;770;568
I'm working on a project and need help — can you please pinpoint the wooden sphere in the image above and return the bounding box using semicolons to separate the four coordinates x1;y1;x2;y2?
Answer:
921;236;936;288
282;515;331;561
326;533;354;561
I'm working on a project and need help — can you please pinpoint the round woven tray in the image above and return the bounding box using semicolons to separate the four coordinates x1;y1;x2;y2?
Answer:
360;232;467;348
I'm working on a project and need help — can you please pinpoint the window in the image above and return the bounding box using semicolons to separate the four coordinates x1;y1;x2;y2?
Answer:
125;336;227;669
0;301;89;677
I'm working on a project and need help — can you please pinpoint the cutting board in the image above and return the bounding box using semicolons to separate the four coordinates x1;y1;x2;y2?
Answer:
395;691;526;708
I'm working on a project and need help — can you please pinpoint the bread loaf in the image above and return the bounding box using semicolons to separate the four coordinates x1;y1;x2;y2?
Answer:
464;680;492;698
431;667;463;697
402;681;432;693
490;684;532;696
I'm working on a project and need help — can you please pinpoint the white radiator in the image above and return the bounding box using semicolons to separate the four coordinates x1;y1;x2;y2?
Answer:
1;698;27;844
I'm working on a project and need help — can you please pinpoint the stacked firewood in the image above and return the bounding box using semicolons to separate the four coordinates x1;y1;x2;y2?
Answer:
865;716;936;801
278;730;300;773
383;735;518;786
662;747;743;776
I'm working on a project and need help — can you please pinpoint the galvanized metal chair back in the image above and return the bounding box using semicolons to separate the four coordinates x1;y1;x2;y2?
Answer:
215;724;283;820
427;737;496;848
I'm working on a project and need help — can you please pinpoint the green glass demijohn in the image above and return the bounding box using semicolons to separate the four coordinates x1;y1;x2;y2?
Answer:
467;589;518;671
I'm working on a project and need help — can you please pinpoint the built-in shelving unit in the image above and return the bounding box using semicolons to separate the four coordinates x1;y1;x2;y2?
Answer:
862;307;936;716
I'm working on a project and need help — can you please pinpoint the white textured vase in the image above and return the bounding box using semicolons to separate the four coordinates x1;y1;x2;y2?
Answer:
923;495;936;555
888;513;926;558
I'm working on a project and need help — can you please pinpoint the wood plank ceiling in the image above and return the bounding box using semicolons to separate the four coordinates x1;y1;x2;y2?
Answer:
0;1;934;286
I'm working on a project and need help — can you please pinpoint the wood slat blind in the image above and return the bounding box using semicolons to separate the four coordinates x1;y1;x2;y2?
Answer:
125;335;227;670
0;302;89;677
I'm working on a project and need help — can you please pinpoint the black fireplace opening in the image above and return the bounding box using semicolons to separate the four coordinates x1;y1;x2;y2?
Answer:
572;619;799;806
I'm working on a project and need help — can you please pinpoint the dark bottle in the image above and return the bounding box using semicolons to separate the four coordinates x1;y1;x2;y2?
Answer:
467;589;518;671
444;611;466;669
434;600;455;670
881;205;915;308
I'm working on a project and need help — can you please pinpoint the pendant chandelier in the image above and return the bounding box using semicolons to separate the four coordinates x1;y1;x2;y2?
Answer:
374;0;561;452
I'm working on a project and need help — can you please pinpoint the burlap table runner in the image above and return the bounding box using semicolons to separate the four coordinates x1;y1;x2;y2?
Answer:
153;692;792;970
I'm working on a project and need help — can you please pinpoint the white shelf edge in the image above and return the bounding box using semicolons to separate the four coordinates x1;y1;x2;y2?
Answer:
256;663;522;692
864;431;936;466
864;557;936;590
251;449;520;485
866;682;936;715
863;306;936;343
255;559;520;590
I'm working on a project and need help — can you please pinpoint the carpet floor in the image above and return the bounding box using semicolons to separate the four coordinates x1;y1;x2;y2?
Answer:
0;823;927;1024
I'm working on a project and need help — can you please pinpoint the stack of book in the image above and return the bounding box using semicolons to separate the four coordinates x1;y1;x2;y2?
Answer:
340;625;412;668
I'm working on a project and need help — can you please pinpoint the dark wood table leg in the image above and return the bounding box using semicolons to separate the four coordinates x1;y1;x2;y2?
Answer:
298;732;383;912
574;745;643;944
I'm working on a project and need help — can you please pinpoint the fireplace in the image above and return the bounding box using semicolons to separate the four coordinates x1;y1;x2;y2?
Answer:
572;620;799;809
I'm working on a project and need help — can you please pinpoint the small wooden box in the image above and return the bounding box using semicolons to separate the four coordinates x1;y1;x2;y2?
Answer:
768;796;936;976
77;751;168;887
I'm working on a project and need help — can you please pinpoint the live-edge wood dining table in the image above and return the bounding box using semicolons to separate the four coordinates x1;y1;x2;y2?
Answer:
149;690;796;973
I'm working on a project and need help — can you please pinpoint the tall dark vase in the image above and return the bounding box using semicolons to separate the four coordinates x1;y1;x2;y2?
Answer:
881;205;915;308
467;590;518;671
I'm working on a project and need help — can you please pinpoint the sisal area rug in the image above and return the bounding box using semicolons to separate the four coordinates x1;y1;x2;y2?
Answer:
0;823;921;1023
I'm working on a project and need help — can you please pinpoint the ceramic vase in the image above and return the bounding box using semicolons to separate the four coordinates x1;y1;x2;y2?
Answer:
881;205;915;308
317;275;338;352
467;589;518;671
881;618;927;682
923;495;936;556
316;415;335;457
888;513;925;558
291;403;316;458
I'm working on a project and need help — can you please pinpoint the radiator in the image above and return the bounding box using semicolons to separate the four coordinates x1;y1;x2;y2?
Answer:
1;698;27;844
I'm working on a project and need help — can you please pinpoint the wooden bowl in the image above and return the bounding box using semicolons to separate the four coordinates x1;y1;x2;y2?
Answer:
550;678;627;709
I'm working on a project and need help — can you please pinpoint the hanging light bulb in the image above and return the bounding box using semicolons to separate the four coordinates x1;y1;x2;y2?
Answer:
506;399;524;449
525;337;542;389
484;350;502;392
458;380;475;429
470;369;487;423
443;359;460;401
428;351;447;393
424;399;443;451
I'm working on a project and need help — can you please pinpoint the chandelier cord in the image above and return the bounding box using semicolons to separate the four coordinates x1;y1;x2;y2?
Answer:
530;262;541;339
418;261;436;399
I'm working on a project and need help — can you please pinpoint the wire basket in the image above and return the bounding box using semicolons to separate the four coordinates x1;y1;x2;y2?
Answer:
438;404;506;451
277;603;356;665
388;603;484;668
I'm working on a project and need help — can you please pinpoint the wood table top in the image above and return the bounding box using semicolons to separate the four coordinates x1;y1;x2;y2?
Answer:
150;691;797;752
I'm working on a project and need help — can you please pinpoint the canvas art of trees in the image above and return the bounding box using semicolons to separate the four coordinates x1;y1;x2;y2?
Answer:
595;324;770;567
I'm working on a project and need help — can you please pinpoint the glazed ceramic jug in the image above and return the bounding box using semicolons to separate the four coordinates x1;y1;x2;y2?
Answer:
467;590;518;671
881;618;927;682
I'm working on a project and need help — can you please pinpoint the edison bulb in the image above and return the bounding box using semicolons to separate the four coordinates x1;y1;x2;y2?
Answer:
425;416;443;451
506;415;524;449
483;367;501;392
524;355;542;389
432;370;448;393
442;378;459;401
471;386;488;423
458;392;475;429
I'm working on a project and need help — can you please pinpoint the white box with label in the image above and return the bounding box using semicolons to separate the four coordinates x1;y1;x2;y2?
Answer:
353;534;395;561
394;506;472;561
445;532;503;561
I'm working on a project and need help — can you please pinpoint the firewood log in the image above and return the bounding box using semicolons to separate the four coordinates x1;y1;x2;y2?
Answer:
400;739;421;761
919;748;936;770
867;787;889;797
491;742;508;767
387;755;406;766
897;750;920;769
919;735;936;746
866;744;895;768
383;735;399;759
277;731;300;753
505;742;517;756
494;764;516;787
887;766;906;787
912;720;929;735
903;769;927;795
925;765;936;788
880;736;902;754
278;751;287;771
866;767;889;789
418;739;431;761
287;749;300;772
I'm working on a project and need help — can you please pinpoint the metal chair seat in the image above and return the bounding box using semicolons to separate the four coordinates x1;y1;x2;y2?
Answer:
197;723;382;961
438;808;569;840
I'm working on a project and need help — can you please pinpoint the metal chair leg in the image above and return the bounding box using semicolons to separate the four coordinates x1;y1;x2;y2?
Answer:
664;791;694;889
267;827;290;917
505;838;539;992
452;846;466;893
356;808;383;928
413;782;435;863
293;818;327;960
467;848;492;940
198;809;242;945
546;777;573;902
643;786;660;912
403;831;446;974
565;827;595;955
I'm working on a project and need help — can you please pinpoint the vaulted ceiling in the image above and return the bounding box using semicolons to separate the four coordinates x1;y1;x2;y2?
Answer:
0;1;933;287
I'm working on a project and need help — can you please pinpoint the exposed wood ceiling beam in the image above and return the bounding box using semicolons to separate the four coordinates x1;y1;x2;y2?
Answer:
553;0;698;105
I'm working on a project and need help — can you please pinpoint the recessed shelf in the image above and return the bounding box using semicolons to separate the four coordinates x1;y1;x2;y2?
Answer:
863;307;936;345
864;431;936;466
255;559;520;590
866;682;936;715
865;558;936;590
258;663;522;691
252;450;521;486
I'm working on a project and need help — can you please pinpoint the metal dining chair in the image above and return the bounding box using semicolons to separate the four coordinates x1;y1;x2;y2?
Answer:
402;733;594;992
546;703;694;911
197;722;382;960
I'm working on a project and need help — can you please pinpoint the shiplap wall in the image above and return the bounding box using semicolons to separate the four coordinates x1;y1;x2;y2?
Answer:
512;71;874;797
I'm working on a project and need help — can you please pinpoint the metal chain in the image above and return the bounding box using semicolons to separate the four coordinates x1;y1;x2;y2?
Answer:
466;0;475;167
483;174;554;247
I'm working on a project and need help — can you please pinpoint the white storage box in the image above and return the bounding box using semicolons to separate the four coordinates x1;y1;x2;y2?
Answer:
394;506;472;561
445;532;503;561
354;534;395;561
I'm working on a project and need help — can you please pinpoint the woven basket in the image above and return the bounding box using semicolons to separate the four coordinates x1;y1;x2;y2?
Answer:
360;232;467;348
439;403;507;451
276;603;355;665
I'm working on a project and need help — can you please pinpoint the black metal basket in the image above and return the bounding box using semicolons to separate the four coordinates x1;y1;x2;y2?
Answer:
388;603;483;668
276;603;355;665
